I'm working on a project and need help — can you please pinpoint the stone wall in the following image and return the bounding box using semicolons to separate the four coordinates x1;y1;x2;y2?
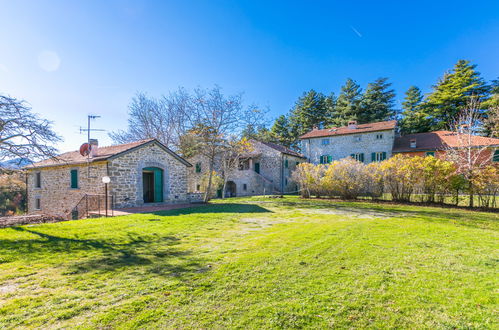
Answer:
301;129;396;164
26;162;108;217
108;142;189;208
187;141;305;197
26;141;191;216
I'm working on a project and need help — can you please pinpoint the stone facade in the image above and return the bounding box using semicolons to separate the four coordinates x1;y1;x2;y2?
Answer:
301;129;396;164
26;140;191;217
187;140;305;197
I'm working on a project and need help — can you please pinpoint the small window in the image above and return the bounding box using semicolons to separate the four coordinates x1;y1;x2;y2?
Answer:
354;135;362;142
371;152;387;162
285;178;288;186
196;184;201;191
35;172;41;188
493;150;499;162
195;162;201;173
320;155;332;164
238;159;250;170
243;184;247;191
350;153;365;162
376;134;383;140
321;139;330;145
296;162;299;166
35;198;41;210
70;169;78;188
285;160;288;168
425;151;435;157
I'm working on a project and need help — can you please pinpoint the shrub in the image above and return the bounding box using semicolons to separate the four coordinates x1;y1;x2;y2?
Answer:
321;158;370;199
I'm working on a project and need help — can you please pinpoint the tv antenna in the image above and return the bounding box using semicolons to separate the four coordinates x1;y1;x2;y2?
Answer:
79;115;105;144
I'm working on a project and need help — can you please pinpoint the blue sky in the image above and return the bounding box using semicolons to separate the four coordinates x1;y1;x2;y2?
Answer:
1;0;498;152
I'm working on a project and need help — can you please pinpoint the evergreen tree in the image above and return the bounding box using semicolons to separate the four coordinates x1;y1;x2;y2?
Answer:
323;92;338;127
288;89;328;140
270;115;294;147
483;78;499;137
399;86;432;134
335;78;362;126
424;60;490;130
358;77;396;123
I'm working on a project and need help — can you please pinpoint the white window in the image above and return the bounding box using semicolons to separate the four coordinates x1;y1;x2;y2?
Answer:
350;153;365;162
321;139;330;145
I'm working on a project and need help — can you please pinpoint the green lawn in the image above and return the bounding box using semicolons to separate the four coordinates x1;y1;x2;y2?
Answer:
0;196;497;329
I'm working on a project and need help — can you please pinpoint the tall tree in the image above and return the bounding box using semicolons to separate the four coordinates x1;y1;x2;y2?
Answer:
288;90;328;140
424;60;490;130
0;95;61;163
323;92;338;127
335;78;362;126
270;115;293;147
483;78;499;137
358;77;396;123
399;86;432;134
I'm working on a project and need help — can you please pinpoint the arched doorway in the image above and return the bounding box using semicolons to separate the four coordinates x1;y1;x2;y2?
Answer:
143;167;163;203
225;181;237;198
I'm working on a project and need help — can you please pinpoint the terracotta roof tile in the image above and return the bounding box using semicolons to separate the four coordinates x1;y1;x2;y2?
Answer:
393;131;499;152
299;120;397;139
26;139;160;168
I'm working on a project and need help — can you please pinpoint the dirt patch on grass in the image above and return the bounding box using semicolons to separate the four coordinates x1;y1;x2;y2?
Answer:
0;283;18;294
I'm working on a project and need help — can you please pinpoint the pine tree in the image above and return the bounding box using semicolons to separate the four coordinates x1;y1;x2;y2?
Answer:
323;92;338;128
358;77;396;123
399;86;432;134
424;60;490;130
270;115;293;147
483;78;499;137
335;78;362;126
288;89;328;139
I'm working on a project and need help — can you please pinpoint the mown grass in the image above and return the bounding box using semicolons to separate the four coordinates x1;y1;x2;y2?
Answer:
0;196;497;328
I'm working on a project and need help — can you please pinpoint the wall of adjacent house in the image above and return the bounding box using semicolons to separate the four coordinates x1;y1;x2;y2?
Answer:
26;161;108;217
187;141;305;196
108;142;190;208
301;129;396;164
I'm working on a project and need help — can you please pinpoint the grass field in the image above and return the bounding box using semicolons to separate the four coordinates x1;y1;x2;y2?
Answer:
0;196;497;328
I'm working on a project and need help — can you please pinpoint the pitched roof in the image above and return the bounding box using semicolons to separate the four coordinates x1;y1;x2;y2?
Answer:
256;141;306;158
393;131;499;152
299;120;397;139
26;139;192;169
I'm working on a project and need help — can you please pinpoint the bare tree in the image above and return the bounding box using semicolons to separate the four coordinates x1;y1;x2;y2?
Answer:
109;89;192;150
445;98;491;207
485;105;499;138
0;95;61;163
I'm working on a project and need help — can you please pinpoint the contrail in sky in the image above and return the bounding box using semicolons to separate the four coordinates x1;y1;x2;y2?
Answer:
350;26;363;38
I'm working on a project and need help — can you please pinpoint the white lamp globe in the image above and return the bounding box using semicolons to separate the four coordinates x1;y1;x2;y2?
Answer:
102;176;111;184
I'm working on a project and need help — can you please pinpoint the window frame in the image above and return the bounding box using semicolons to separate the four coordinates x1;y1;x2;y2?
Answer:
243;183;247;191
195;162;202;173
35;172;41;188
35;197;41;210
493;149;499;162
70;169;79;189
425;151;435;157
321;138;330;145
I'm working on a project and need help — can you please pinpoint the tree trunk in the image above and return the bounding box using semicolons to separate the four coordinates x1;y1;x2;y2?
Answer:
222;179;227;199
204;155;215;203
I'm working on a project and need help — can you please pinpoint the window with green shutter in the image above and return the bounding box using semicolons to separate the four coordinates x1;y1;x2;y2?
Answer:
493;150;499;162
285;159;288;168
195;162;201;173
372;152;387;162
327;155;332;163
426;151;435;157
70;169;78;188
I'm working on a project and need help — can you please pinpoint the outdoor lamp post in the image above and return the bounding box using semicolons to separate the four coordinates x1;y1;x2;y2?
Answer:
102;176;111;217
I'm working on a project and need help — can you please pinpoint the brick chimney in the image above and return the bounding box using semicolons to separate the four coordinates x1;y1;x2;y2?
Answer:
410;138;417;148
348;120;357;129
89;139;98;157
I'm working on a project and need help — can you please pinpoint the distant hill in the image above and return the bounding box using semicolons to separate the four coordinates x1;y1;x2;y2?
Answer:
0;158;32;169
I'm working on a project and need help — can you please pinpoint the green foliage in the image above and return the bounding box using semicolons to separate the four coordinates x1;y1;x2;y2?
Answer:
269;115;294;147
399;86;432;134
334;78;363;125
0;197;497;328
0;171;26;215
358;77;396;123
424;60;490;130
288;90;329;140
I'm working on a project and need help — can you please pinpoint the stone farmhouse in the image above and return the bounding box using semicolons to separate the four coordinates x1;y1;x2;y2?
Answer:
299;120;397;164
393;130;499;163
187;140;306;197
25;139;194;218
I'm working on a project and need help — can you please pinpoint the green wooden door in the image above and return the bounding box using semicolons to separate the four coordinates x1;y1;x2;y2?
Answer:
153;168;163;202
254;162;260;174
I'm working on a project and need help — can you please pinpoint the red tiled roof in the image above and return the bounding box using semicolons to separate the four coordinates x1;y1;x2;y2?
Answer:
26;139;191;169
257;141;306;158
299;120;397;139
393;131;499;152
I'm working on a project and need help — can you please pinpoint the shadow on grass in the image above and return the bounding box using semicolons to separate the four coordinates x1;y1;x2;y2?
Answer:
4;227;205;277
273;199;498;230
148;203;273;217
